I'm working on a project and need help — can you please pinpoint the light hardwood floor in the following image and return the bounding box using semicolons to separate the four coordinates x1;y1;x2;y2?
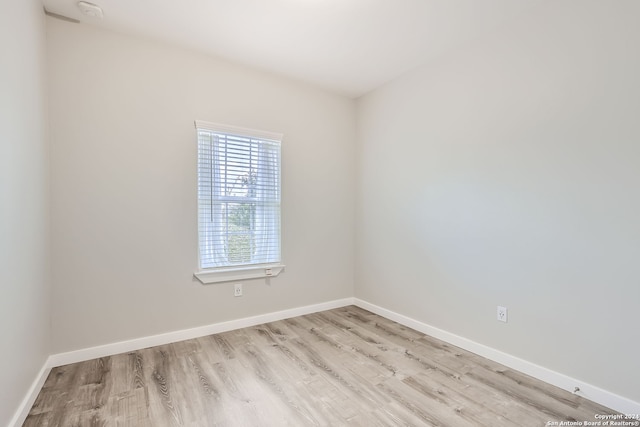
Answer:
25;306;617;426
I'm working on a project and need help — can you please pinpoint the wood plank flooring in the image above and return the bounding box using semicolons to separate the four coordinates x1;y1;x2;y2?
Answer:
25;306;618;426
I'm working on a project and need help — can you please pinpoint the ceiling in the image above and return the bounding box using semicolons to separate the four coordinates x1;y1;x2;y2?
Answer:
41;0;546;98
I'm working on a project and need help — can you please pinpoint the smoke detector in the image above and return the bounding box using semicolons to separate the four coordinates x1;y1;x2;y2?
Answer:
77;1;103;19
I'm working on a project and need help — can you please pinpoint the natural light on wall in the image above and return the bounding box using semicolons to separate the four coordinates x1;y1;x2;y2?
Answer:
193;121;285;284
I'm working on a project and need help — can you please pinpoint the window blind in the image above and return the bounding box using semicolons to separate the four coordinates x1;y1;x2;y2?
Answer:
196;121;282;270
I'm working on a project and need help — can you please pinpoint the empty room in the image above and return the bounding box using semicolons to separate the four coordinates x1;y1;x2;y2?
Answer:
2;0;639;425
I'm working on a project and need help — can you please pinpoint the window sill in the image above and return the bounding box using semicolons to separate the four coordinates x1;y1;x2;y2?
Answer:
194;264;285;284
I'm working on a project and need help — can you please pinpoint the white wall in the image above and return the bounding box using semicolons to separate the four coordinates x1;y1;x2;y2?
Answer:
0;0;50;425
356;0;640;404
47;18;356;353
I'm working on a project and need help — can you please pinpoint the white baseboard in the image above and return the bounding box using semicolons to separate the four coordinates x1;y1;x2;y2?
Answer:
9;360;51;427
353;298;640;415
12;296;638;427
48;297;355;368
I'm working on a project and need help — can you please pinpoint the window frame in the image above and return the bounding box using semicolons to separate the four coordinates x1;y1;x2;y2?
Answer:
193;120;285;284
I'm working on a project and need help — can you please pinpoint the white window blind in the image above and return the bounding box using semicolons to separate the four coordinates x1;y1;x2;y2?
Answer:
196;121;282;270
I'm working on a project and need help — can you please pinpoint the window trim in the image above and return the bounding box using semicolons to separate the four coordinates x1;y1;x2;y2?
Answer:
193;120;284;284
194;263;286;284
195;120;282;144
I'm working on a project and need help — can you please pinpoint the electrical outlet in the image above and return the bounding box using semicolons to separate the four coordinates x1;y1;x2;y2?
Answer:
497;306;507;323
234;283;242;297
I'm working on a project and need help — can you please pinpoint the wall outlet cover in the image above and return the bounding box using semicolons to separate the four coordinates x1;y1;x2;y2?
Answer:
497;306;508;323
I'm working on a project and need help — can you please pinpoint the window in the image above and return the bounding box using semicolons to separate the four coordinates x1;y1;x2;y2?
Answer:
194;121;284;284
